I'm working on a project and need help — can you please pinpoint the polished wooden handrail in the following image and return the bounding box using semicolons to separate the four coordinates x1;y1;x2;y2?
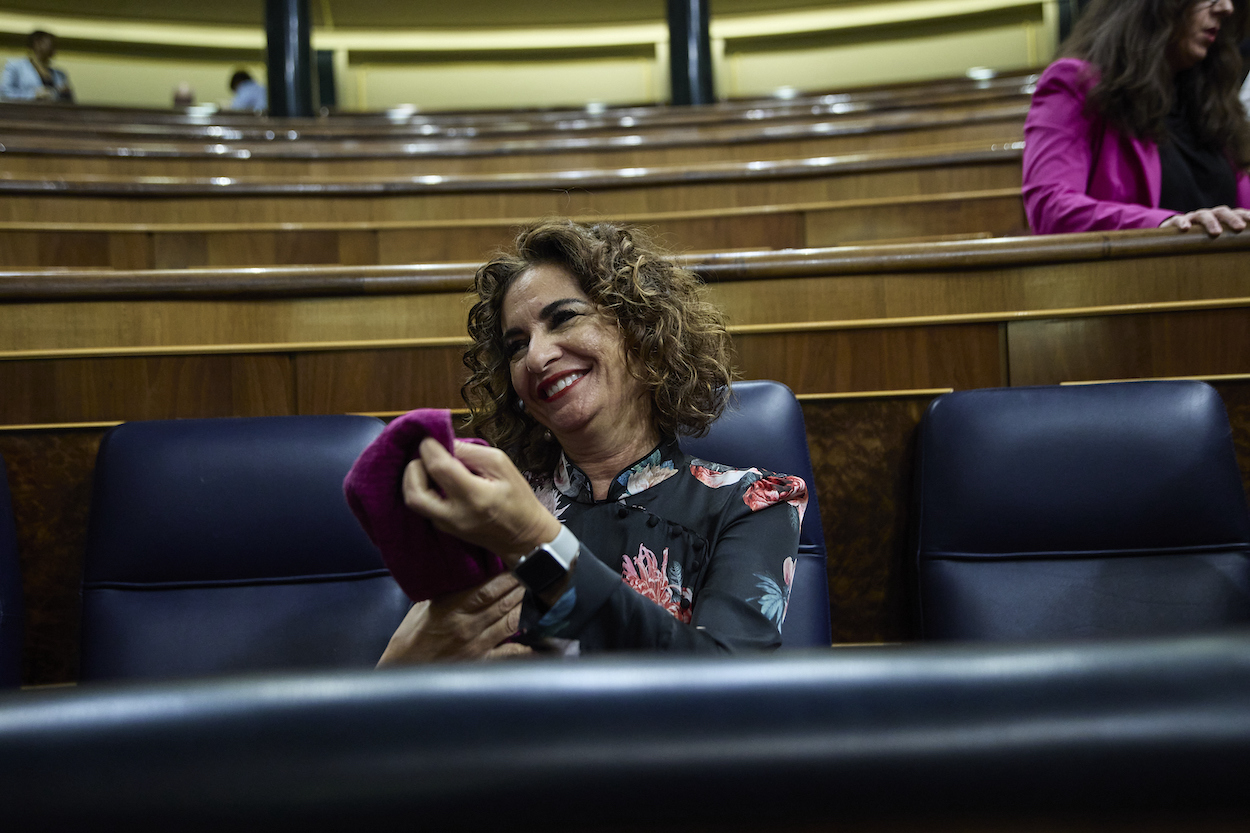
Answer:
688;226;1250;279
0;187;1023;232
0;72;1037;139
0;140;1023;196
0;103;1027;161
2;227;1243;302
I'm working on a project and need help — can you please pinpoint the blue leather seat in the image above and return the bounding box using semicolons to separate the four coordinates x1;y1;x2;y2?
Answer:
912;381;1250;641
80;415;411;682
0;454;24;687
681;380;832;648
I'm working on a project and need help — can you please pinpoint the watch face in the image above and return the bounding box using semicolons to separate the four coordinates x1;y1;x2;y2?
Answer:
514;547;566;594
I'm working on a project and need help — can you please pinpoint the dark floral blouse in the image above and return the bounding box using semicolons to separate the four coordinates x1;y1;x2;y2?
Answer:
518;437;807;654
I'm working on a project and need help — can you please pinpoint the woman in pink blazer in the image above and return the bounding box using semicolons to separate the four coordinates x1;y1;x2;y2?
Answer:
1023;0;1250;235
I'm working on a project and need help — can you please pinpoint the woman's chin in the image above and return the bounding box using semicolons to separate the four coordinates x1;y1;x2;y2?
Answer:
536;411;589;446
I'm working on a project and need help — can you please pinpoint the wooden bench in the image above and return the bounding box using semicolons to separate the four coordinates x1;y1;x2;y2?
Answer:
0;71;1037;141
0;139;1025;225
2;228;1247;685
0;102;1026;178
0;190;1029;267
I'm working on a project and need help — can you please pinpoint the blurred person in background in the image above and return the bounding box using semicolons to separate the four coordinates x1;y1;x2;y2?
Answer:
229;70;266;112
2;30;73;102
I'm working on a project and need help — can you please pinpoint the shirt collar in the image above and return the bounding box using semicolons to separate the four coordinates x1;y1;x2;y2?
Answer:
553;436;684;503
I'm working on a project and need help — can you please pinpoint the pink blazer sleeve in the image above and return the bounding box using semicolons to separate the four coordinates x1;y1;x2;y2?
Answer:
1022;59;1177;234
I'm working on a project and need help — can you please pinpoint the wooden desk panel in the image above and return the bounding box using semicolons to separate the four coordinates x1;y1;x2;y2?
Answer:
0;152;1023;225
1008;308;1250;386
0;293;473;354
0;354;295;425
804;191;1028;245
0;192;1025;269
0;119;1024;179
294;347;469;414
374;212;813;265
733;325;1005;394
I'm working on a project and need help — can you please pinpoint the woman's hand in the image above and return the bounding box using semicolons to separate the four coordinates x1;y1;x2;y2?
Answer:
377;572;533;665
1160;206;1250;236
402;438;562;566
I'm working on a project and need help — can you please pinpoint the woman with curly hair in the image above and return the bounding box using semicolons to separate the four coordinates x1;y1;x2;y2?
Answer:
378;220;806;661
1023;0;1250;234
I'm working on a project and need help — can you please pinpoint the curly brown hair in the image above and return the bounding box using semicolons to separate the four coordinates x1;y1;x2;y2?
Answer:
1061;0;1249;161
462;220;734;472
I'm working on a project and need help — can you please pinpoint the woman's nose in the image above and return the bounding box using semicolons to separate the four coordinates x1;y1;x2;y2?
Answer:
525;331;560;370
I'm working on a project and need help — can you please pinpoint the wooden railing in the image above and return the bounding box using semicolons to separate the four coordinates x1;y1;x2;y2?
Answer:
0;139;1025;226
0;189;1028;267
0;71;1036;140
0;102;1026;177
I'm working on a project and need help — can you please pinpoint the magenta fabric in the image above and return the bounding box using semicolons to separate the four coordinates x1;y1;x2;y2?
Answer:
1022;58;1250;234
343;409;504;602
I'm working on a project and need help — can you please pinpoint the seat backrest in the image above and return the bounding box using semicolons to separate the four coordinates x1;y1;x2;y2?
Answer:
680;380;831;648
80;415;411;682
0;454;24;687
912;381;1250;641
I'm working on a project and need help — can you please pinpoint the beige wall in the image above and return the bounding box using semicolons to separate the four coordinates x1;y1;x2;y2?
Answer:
725;16;1049;96
0;47;264;109
353;57;660;111
0;1;1056;111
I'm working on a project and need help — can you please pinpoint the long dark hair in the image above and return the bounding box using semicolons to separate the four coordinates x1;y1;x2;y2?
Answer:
1061;0;1249;161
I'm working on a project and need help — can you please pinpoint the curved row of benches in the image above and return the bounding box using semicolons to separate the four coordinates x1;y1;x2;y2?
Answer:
0;71;1036;141
0;72;1032;247
0;188;1028;267
0;140;1026;229
0;104;1026;176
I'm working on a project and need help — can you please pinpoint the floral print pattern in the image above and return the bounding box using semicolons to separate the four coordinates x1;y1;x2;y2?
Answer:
553;454;586;499
624;462;679;495
690;464;754;489
749;556;796;629
616;448;678;498
523;438;804;652
531;480;567;520
743;474;808;527
622;543;692;623
692;463;808;527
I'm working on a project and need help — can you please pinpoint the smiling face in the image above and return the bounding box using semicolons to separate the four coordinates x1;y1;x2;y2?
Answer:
501;262;656;458
1168;0;1235;71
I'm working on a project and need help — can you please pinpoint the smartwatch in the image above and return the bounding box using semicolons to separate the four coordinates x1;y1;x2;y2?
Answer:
513;525;579;595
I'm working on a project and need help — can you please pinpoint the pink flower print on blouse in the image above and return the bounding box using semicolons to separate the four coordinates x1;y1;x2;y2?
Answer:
621;543;692;624
690;464;758;489
742;474;808;527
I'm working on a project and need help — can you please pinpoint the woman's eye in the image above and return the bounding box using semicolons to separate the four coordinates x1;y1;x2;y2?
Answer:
504;340;526;359
551;309;580;327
